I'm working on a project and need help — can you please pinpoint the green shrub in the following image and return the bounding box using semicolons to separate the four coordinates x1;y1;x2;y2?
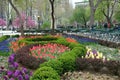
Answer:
26;37;58;42
11;35;20;38
31;67;60;80
18;36;60;45
71;47;86;57
41;21;51;29
55;38;69;46
58;53;76;73
68;43;84;49
40;59;63;75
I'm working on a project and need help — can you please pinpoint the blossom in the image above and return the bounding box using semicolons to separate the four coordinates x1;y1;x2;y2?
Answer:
30;43;70;60
25;74;29;80
13;62;19;68
7;70;13;77
13;13;35;28
21;67;27;73
8;55;15;64
17;75;23;80
13;70;20;77
0;18;6;26
3;76;8;80
29;71;33;76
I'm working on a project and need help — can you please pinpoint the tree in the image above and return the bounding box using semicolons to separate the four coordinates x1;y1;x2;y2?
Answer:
101;0;117;27
8;0;24;36
0;18;6;26
55;0;73;26
114;9;120;22
8;0;36;36
34;0;50;22
70;6;90;27
94;3;105;27
89;0;102;28
49;0;55;34
13;13;35;28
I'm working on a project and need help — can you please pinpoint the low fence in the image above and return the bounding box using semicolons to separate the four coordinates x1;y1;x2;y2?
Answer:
0;30;20;37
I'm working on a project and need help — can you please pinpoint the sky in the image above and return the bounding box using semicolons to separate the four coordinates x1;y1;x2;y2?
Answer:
71;0;84;8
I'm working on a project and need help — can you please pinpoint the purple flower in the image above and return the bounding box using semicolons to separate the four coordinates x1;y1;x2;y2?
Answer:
10;78;14;80
30;71;33;76
3;75;8;80
13;62;19;68
11;54;15;58
17;75;23;80
8;54;15;64
22;67;27;73
7;70;13;77
92;50;97;54
14;70;20;77
25;74;29;80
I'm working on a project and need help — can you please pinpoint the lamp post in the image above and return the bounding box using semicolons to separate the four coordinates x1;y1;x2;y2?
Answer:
37;16;40;30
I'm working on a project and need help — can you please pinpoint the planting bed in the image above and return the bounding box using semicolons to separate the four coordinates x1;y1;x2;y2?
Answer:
0;35;120;80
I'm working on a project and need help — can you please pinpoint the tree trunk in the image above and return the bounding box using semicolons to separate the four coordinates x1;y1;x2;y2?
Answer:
89;9;95;28
8;0;24;36
83;15;87;28
49;0;55;35
89;0;101;29
102;0;116;28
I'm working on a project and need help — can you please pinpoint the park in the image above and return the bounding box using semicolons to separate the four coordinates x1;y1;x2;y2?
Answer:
0;0;120;80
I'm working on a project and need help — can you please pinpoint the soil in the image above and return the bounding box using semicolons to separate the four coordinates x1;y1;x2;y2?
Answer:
61;71;120;80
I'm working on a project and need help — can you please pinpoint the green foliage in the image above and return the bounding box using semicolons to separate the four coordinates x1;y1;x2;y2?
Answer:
31;67;60;80
0;35;10;42
71;47;86;57
68;42;84;49
70;6;89;25
55;37;69;46
0;51;11;56
41;21;51;29
25;36;57;42
58;53;76;73
114;10;120;22
95;5;105;21
40;59;63;75
11;35;20;38
56;44;86;73
18;36;59;45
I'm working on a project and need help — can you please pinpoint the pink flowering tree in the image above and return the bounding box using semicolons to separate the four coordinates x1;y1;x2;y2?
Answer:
13;13;26;28
13;13;35;32
0;18;6;29
26;16;35;28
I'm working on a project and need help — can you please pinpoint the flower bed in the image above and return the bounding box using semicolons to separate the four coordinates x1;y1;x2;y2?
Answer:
9;35;86;80
30;36;86;80
63;33;120;48
63;34;97;44
0;54;32;80
30;43;70;60
0;35;17;56
1;35;120;80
